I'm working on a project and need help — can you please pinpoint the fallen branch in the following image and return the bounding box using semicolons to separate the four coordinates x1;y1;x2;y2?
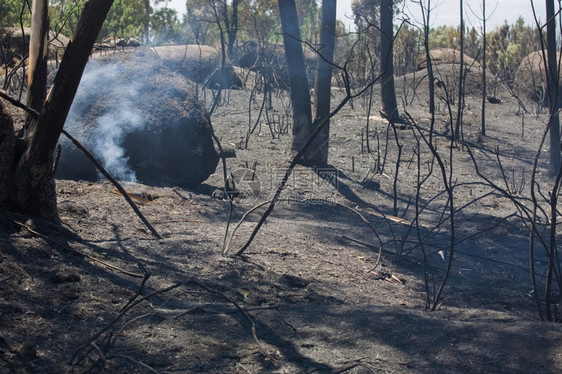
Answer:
1;90;162;239
188;279;277;365
61;129;162;239
225;200;383;268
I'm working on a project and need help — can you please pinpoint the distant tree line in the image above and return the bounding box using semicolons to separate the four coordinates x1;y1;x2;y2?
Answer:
1;0;541;89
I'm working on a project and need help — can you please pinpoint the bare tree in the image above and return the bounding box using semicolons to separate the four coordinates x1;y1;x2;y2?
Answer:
545;0;560;171
278;0;313;161
310;0;337;166
480;0;487;136
454;0;465;141
419;0;436;116
0;0;115;222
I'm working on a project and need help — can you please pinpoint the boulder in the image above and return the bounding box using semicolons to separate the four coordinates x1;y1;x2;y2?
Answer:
56;47;219;188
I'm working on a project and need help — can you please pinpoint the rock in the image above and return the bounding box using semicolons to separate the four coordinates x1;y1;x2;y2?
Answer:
127;38;141;47
56;47;219;188
50;269;81;284
397;63;491;98
17;342;38;361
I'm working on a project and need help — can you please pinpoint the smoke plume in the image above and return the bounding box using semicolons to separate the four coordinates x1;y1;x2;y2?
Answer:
64;58;145;182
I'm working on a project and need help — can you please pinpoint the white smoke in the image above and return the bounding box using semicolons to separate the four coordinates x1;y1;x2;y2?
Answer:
65;58;145;182
92;106;143;182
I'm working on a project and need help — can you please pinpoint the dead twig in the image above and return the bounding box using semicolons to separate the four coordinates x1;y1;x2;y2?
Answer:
61;130;162;239
0;91;162;239
105;354;160;373
226;200;383;269
406;111;456;311
188;279;277;365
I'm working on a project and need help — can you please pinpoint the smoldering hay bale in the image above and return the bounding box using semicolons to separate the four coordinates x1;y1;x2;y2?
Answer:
56;47;219;188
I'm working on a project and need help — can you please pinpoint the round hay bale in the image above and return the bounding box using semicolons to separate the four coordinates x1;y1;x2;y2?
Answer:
397;62;491;99
417;48;481;71
152;45;220;83
236;41;317;90
513;50;561;104
57;47;219;188
0;27;69;61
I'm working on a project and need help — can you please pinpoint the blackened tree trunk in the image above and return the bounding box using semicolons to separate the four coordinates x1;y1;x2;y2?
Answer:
380;0;399;123
420;0;435;116
1;0;115;222
278;0;313;160
310;0;337;167
454;0;465;141
480;0;487;136
546;0;560;172
25;0;49;121
225;0;240;59
210;0;227;69
142;0;151;44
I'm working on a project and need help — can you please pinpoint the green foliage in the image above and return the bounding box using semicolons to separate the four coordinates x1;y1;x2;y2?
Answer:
422;17;540;87
486;17;539;84
151;7;182;44
49;0;87;37
0;0;31;26
352;0;380;31
428;25;459;50
101;0;150;40
297;0;318;42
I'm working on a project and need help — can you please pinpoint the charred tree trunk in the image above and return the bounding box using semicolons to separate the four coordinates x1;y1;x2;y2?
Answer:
546;0;560;172
421;0;435;115
310;0;336;167
380;0;399;123
1;0;115;222
25;0;49;123
0;101;16;205
226;0;240;59
480;0;487;136
278;0;313;160
454;0;465;141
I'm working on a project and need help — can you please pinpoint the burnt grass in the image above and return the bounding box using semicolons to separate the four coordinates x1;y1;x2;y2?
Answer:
2;77;562;373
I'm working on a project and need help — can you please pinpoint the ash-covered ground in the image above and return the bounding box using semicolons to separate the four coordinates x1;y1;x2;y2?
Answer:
2;80;562;373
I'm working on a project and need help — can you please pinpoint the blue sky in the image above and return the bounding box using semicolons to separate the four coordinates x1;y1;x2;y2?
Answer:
163;0;548;30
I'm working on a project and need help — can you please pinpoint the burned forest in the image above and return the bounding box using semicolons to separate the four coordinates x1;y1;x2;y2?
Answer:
1;0;562;372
